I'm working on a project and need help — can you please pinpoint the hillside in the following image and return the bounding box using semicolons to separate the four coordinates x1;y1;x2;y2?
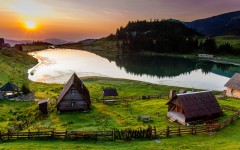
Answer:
116;20;201;53
185;10;240;36
0;48;38;86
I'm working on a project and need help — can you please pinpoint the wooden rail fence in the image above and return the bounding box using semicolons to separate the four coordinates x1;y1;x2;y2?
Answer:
1;105;239;141
0;126;156;141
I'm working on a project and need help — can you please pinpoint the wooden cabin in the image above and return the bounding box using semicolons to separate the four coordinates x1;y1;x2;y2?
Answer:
38;99;49;114
224;73;240;98
0;82;20;98
102;88;118;103
166;91;222;125
57;73;91;112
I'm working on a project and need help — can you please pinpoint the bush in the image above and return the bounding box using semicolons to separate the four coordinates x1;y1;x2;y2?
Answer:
21;83;31;95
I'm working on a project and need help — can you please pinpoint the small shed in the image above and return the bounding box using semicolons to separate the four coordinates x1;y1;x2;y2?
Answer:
57;73;91;112
102;88;118;103
0;82;20;98
166;91;222;125
224;73;240;98
38;99;49;114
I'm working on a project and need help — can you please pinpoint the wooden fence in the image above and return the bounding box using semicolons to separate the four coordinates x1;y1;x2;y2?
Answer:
1;105;239;141
162;107;240;138
91;94;166;103
0;126;156;141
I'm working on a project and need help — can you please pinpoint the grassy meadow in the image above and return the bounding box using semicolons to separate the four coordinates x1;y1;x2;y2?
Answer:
215;35;240;50
0;47;240;149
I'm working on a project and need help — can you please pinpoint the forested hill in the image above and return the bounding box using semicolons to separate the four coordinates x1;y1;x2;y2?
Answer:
185;11;240;36
115;20;202;53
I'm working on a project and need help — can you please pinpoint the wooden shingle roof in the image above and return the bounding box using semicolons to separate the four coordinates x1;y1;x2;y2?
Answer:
0;82;19;91
167;91;222;120
224;73;240;90
103;88;118;96
57;73;91;106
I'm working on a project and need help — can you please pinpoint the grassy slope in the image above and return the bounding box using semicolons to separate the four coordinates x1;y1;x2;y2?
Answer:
59;38;118;61
214;35;240;50
0;48;38;86
1;120;240;150
0;47;240;149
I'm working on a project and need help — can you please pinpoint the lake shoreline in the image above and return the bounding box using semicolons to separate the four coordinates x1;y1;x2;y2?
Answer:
27;49;232;91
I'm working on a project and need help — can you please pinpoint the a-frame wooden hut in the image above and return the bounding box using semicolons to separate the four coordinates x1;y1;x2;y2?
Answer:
57;73;91;112
166;91;222;125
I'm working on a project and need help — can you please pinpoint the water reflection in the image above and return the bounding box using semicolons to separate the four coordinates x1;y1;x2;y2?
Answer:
115;54;237;78
28;49;240;91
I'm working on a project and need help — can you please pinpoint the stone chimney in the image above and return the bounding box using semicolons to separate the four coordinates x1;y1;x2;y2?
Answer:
169;90;176;99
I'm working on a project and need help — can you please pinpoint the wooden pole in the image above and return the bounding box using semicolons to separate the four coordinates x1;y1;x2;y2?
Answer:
178;125;181;136
28;129;30;139
166;126;170;137
0;131;2;141
7;129;10;140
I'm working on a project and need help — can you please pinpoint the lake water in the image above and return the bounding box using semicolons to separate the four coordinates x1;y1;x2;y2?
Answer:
28;49;240;91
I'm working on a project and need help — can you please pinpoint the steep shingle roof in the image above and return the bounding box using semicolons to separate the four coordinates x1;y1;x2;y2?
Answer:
57;73;91;106
225;73;240;90
103;88;118;97
0;82;19;91
167;91;222;121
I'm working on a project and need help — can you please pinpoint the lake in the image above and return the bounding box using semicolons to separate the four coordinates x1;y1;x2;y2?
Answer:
28;49;240;91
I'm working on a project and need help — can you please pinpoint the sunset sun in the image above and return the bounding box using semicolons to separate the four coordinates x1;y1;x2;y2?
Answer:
25;20;36;29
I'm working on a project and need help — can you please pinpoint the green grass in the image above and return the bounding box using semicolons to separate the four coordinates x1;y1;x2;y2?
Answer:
59;38;118;60
1;120;240;150
0;100;37;131
0;48;38;86
22;45;49;52
1;46;240;149
214;35;240;50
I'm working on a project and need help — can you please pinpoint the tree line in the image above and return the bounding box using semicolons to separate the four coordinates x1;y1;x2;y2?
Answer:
113;20;239;55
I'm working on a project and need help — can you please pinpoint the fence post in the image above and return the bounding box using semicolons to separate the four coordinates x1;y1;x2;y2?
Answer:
28;129;30;139
65;130;68;140
38;129;40;139
7;129;10;140
51;130;54;139
166;126;170;137
153;126;156;138
112;128;115;141
177;125;181;136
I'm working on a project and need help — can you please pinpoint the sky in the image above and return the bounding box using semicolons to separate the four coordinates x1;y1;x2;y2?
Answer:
0;0;240;41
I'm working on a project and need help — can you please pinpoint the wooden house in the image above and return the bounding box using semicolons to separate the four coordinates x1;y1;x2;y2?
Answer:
102;88;118;103
57;73;91;112
0;82;20;98
224;73;240;98
38;99;49;114
166;91;222;125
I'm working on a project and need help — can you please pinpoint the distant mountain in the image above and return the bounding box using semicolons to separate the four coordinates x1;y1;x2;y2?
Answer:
185;10;240;36
5;39;32;46
78;39;96;44
42;38;71;45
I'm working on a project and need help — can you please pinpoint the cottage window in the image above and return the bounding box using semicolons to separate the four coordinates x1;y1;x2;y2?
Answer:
71;102;76;107
71;89;75;95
